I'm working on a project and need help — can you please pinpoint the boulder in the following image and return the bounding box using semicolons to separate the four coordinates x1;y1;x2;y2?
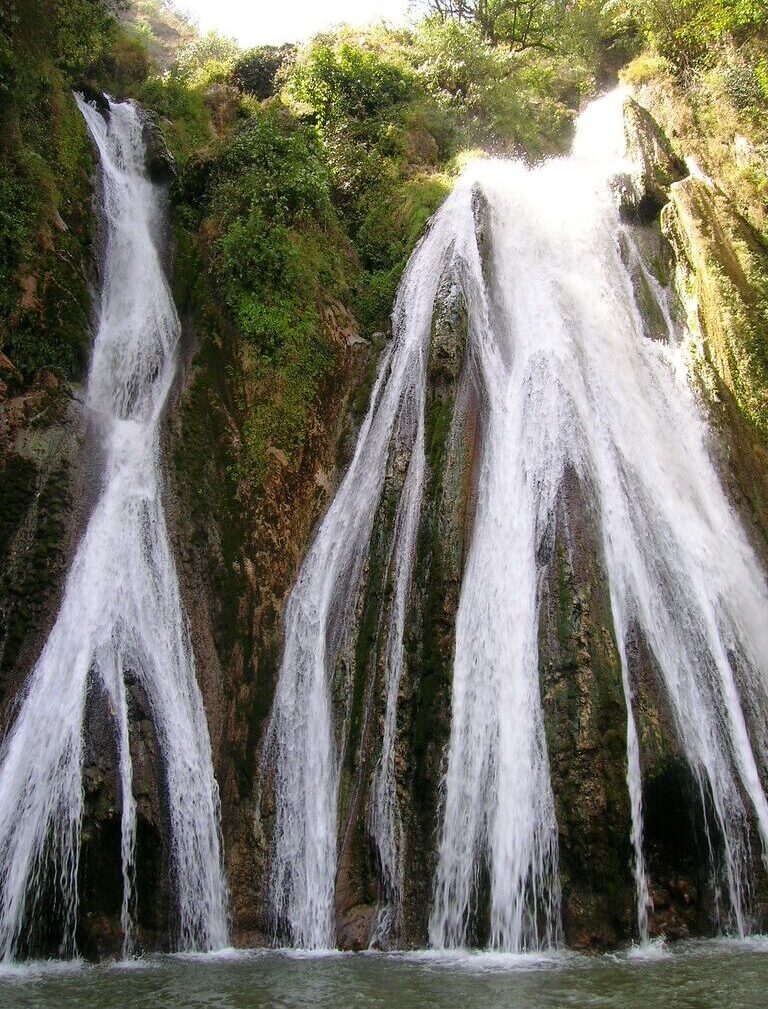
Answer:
142;115;176;185
617;98;685;223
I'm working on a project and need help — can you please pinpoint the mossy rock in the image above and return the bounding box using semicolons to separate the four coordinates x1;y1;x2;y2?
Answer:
662;175;768;441
617;98;686;223
143;113;177;184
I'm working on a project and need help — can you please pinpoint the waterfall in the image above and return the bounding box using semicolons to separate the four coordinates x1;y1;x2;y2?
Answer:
432;90;768;946
368;406;426;945
267;87;768;950
0;96;229;960
263;197;461;948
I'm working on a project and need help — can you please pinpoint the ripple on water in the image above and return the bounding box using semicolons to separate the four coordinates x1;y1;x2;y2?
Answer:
0;940;767;1009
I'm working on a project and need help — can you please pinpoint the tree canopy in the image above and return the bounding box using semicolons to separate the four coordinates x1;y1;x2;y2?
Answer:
424;0;568;51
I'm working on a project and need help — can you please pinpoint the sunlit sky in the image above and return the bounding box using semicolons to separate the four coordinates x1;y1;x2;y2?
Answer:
178;0;414;46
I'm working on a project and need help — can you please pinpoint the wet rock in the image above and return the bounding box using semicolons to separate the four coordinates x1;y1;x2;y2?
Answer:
618;225;683;343
662;175;768;440
337;904;376;951
616;99;685;223
0;372;84;718
398;260;477;946
76;85;110;118
539;470;635;947
429;271;468;388
472;187;492;265
142;115;176;185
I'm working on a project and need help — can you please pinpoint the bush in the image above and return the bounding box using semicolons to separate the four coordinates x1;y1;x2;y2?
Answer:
84;24;151;94
136;71;213;161
173;103;355;486
174;30;240;85
411;18;590;154
620;49;669;85
630;0;768;68
53;0;117;76
213;109;332;220
356;172;450;270
233;45;295;99
287;38;414;131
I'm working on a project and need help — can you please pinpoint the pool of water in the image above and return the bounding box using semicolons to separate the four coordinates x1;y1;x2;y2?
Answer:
0;939;766;1008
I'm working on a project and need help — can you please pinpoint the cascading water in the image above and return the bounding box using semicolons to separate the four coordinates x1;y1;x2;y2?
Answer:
0;96;229;961
267;87;768;951
263;204;452;948
432;90;768;948
367;412;426;945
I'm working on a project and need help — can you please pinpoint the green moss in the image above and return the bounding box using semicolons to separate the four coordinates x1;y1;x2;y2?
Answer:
343;472;399;784
0;454;37;564
173;102;358;493
0;0;147;380
0;76;95;378
353;173;452;335
663;178;768;441
406;393;456;833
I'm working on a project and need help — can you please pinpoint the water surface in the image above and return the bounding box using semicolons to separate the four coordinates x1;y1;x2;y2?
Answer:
0;940;765;1008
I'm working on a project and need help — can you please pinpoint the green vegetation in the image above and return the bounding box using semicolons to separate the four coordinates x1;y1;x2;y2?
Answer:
621;0;768;174
172;101;357;489
272;18;608;333
628;0;766;68
3;0;765;483
233;45;295;100
135;0;622;493
426;0;597;53
0;0;152;380
1;0;766;954
0;0;624;392
616;0;767;439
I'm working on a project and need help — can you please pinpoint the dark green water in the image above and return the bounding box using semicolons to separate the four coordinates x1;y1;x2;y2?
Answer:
0;940;766;1009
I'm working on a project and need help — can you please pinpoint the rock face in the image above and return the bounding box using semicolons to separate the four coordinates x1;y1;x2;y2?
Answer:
618;98;686;222
0;371;85;716
614;95;768;940
394;260;476;945
163;107;768;952
622;89;768;555
0;369;170;958
539;473;634;949
662;176;768;442
3;86;768;960
164;289;372;946
142;115;177;185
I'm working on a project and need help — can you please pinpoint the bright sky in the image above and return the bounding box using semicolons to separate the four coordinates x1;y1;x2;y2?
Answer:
178;0;414;47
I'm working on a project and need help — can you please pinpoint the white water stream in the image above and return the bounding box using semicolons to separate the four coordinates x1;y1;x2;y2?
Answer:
0;97;229;960
270;88;768;951
263;203;449;948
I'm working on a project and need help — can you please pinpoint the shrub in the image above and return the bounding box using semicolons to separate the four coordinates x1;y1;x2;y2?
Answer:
173;103;354;486
136;71;213;161
630;0;768;68
174;30;240;85
287;38;414;131
620;50;669;85
411;18;589;154
233;45;295;99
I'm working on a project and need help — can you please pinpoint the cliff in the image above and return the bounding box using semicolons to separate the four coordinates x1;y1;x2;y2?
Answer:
1;0;768;959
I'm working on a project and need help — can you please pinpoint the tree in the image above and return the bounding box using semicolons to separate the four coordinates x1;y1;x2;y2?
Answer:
288;39;413;129
424;0;567;51
629;0;768;66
